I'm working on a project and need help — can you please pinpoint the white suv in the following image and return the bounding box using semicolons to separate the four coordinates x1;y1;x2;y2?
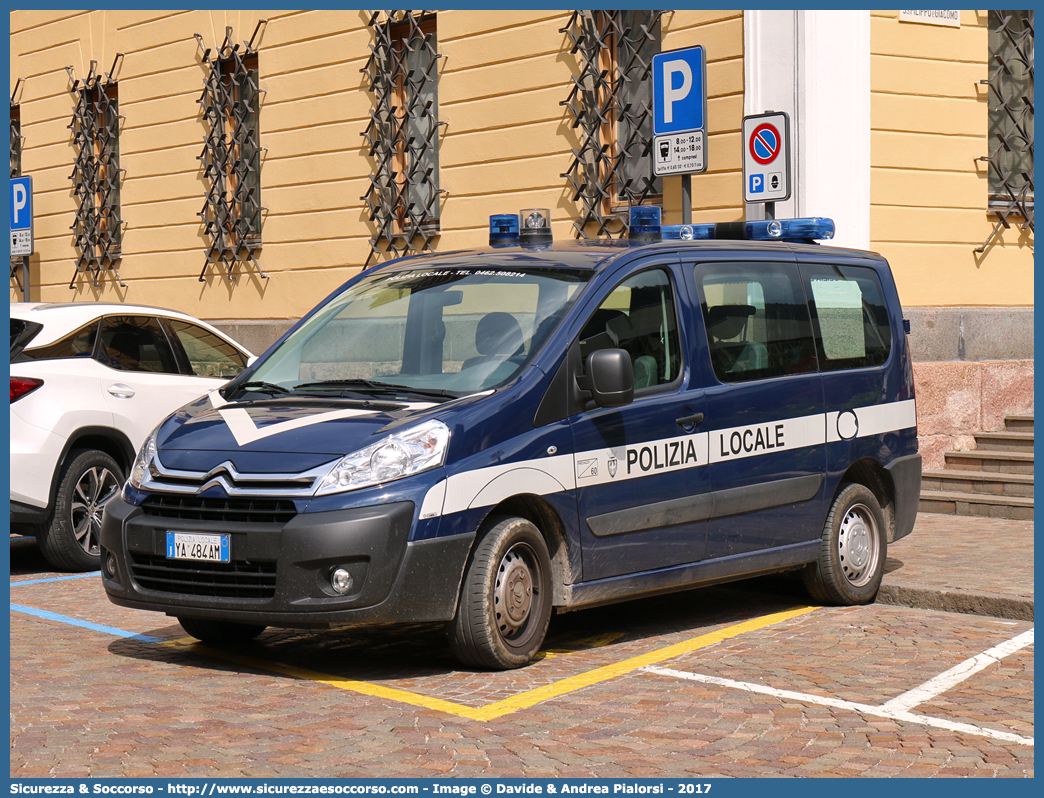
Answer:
10;302;253;571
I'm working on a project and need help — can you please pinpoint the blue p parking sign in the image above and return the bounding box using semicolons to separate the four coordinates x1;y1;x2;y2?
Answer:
10;176;34;256
653;46;707;136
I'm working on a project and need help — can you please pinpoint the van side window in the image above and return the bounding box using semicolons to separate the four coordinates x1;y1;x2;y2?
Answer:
697;262;817;383
803;264;892;370
579;269;681;391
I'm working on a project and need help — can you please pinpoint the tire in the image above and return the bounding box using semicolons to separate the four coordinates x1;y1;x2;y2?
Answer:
449;516;553;670
803;483;887;605
178;616;267;644
38;449;124;572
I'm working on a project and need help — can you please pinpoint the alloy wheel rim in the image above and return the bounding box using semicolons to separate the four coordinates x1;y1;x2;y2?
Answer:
70;466;120;556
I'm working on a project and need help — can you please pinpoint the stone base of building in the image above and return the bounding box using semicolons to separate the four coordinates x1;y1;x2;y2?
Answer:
913;360;1034;470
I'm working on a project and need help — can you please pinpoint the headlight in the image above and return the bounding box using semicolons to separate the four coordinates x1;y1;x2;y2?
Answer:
316;419;450;495
127;427;160;491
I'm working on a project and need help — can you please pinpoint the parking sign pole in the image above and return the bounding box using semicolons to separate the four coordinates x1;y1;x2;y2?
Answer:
22;255;30;301
682;175;692;224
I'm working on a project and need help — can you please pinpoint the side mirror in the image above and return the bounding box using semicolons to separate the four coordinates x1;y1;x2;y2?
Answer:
586;348;634;408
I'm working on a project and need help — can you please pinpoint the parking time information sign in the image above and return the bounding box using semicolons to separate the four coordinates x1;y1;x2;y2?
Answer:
652;46;708;176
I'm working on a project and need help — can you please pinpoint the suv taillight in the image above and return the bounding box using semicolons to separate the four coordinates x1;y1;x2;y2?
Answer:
10;377;43;403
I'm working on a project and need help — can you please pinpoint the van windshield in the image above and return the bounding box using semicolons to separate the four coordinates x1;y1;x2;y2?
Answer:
248;265;591;398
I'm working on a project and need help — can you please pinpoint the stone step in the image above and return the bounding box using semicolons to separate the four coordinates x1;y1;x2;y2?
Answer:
918;490;1034;521
944;450;1034;475
921;469;1034;498
973;430;1035;453
1004;414;1034;432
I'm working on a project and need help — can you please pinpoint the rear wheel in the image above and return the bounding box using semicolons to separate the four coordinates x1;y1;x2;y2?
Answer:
449;516;553;670
803;482;886;605
38;449;123;572
178;617;267;644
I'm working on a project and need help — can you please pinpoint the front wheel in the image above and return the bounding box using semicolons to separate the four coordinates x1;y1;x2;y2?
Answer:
803;483;887;605
449;517;553;670
178;617;267;644
38;449;124;572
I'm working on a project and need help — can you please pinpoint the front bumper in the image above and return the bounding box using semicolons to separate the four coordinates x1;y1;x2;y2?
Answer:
100;494;474;627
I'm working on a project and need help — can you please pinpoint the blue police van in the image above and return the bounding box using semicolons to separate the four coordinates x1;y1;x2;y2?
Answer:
101;209;921;670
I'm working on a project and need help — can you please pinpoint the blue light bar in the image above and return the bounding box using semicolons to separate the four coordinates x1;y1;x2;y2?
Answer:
627;206;661;240
489;214;520;247
747;217;835;241
663;217;835;243
662;224;711;241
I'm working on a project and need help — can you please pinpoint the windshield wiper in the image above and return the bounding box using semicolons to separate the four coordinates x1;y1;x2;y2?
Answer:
237;381;291;395
291;379;461;401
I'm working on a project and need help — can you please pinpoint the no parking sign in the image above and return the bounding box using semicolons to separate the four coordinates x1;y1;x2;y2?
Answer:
742;112;791;203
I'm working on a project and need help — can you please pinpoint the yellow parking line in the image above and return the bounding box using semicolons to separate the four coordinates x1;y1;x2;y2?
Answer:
161;605;817;722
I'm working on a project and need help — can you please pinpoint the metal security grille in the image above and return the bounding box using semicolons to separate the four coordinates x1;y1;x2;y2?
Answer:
561;10;664;239
979;9;1034;253
196;23;266;282
10;86;24;293
10;105;20;178
67;58;125;289
361;11;445;265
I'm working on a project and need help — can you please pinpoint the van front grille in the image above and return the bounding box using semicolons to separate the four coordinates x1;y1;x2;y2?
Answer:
140;495;297;524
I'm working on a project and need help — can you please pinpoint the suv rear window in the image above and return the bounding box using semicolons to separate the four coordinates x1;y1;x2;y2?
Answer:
10;318;42;358
19;320;99;362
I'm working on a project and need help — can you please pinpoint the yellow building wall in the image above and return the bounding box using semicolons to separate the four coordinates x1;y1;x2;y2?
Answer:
10;10;746;324
15;10;1028;318
869;10;1033;308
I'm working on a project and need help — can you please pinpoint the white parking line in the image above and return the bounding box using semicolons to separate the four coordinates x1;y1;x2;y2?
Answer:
644;627;1034;748
881;629;1034;713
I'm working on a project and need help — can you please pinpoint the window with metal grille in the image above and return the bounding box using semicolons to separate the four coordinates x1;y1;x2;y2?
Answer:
10;103;20;178
68;60;125;288
196;25;266;281
10;98;23;293
979;10;1034;252
561;10;664;239
361;11;444;265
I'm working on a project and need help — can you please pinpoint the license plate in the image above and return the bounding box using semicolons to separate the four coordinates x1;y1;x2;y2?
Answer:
166;532;230;563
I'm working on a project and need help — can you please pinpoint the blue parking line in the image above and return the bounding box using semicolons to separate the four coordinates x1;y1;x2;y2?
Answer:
10;603;164;643
11;573;97;587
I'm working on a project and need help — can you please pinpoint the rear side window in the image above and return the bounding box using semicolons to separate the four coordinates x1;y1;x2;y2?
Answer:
696;262;818;384
98;316;180;374
10;319;43;359
163;319;247;378
802;264;891;370
21;321;99;362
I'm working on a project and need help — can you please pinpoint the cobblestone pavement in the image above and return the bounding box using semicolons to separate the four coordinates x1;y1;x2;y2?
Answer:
9;519;1034;779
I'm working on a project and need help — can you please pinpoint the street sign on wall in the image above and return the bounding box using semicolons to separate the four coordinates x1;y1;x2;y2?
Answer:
652;46;708;176
742;112;791;203
10;176;34;256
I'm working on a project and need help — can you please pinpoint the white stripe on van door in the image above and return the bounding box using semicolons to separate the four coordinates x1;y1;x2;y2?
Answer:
413;399;919;519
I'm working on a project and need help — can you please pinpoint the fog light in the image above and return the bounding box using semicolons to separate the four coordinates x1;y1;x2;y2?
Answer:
331;568;354;596
104;552;118;581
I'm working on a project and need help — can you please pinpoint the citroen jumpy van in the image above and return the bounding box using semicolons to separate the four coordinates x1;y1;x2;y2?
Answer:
101;211;921;670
